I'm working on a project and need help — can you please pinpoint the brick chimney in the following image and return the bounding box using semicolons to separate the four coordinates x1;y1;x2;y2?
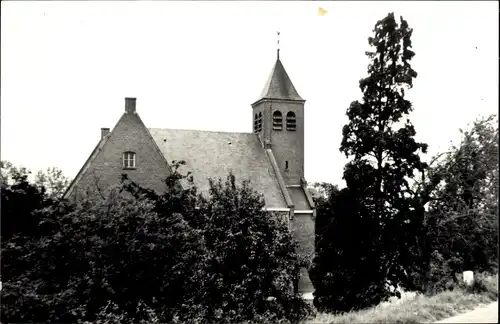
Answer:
101;128;110;139
125;97;136;114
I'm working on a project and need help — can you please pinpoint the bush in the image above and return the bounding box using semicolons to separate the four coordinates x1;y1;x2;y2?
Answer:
180;173;314;323
0;161;55;240
311;188;393;313
305;272;498;324
459;271;498;299
413;115;499;293
1;163;312;323
2;185;207;323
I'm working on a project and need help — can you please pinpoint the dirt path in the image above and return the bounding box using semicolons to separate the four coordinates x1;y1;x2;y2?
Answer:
436;301;498;323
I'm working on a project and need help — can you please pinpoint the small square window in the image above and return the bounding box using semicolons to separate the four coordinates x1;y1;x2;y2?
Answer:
123;152;136;168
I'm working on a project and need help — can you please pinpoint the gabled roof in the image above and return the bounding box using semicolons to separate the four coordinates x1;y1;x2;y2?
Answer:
257;58;304;102
63;133;111;199
148;128;288;209
63;110;173;200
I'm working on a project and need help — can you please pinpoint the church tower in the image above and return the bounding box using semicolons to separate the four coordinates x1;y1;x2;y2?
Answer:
252;49;316;297
251;52;306;186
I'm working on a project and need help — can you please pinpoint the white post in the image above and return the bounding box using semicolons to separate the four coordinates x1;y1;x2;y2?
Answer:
463;270;474;287
302;292;314;305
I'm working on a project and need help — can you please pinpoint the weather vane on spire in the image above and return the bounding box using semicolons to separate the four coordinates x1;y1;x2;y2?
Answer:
277;30;280;60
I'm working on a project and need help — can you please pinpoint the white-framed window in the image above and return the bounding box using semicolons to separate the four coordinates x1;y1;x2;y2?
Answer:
123;151;136;168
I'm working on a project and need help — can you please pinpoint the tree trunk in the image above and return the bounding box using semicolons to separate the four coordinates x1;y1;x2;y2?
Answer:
422;232;433;296
416;204;433;296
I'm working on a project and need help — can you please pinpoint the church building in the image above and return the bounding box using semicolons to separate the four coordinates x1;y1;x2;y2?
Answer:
64;52;316;294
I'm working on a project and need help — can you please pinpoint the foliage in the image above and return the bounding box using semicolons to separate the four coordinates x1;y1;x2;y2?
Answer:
0;161;54;240
411;115;499;293
1;161;312;323
2;175;207;323
193;173;313;323
1;160;29;186
33;166;70;200
306;272;498;324
311;187;395;312
308;182;339;254
308;182;340;253
307;182;338;203
312;12;428;312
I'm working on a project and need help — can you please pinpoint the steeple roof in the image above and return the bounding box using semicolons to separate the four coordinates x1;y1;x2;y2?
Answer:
257;58;304;102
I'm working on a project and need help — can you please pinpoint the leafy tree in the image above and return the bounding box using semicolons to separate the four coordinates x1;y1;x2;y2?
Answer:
0;161;53;240
1;161;313;323
1;160;27;186
194;173;313;323
1;171;207;323
33;166;70;200
407;114;499;293
435;115;498;217
119;166;314;323
307;182;339;252
307;182;339;253
313;12;428;311
310;187;389;311
307;182;338;203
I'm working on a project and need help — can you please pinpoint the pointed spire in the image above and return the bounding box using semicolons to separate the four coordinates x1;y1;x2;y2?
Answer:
257;58;304;102
253;31;304;104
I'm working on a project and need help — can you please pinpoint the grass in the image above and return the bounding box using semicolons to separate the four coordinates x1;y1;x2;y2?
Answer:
304;272;498;324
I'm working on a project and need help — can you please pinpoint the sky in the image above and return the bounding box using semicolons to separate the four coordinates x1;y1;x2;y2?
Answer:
1;1;498;187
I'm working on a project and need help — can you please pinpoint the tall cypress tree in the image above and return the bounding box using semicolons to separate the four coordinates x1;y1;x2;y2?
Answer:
342;10;429;291
314;12;429;310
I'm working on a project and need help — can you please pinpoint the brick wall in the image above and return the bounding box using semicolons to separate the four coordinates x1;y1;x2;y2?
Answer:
71;109;171;199
253;100;305;186
292;213;315;293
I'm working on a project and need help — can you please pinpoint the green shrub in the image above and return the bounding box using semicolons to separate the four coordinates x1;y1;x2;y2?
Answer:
179;173;314;323
460;271;498;299
1;163;312;323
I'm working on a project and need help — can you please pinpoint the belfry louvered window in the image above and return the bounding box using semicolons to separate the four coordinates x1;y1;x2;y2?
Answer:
254;112;263;132
253;112;262;133
123;151;136;168
273;111;283;130
286;111;296;131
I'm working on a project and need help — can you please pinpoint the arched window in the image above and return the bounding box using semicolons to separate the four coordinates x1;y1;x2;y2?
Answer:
286;111;296;131
123;151;136;168
273;111;283;130
254;112;262;133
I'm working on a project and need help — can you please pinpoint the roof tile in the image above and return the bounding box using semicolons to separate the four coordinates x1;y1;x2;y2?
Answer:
148;128;288;209
258;58;304;101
